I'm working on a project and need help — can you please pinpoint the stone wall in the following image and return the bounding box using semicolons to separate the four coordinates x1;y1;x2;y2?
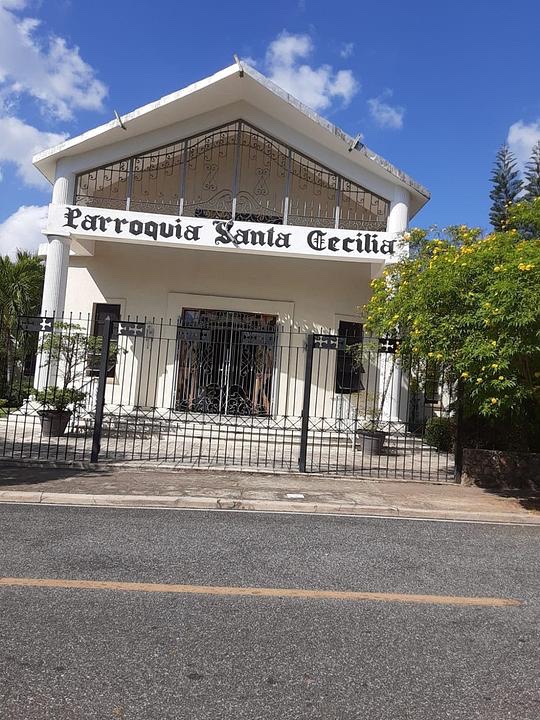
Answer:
462;448;540;492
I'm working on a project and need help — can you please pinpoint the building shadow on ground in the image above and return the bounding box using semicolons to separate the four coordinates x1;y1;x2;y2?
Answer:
0;465;113;488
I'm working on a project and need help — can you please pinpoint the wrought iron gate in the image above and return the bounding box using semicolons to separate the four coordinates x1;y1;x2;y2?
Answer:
176;309;277;416
0;314;458;482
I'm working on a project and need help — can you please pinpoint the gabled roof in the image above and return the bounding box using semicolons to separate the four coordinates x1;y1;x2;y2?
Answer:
33;62;430;216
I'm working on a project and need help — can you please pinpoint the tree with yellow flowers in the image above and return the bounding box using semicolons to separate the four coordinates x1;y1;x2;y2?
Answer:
365;198;540;451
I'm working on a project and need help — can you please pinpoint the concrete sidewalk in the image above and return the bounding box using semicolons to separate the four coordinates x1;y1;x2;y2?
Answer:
0;463;538;524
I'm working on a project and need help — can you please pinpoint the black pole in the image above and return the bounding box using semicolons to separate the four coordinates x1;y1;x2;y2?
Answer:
298;334;314;473
91;317;112;463
454;378;465;483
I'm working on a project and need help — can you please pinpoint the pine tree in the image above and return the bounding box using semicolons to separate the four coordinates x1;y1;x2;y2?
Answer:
523;140;540;201
489;144;522;230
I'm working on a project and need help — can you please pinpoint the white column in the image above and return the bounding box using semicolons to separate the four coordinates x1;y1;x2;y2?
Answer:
386;186;409;234
35;168;73;389
381;186;410;424
40;167;73;316
40;234;70;317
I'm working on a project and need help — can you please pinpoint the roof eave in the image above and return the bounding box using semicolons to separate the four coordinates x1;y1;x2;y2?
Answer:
32;62;430;213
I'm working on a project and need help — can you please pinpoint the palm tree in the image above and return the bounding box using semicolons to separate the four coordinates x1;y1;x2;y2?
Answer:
0;251;44;396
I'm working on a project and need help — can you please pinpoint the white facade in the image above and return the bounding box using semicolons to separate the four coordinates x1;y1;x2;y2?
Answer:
33;63;429;422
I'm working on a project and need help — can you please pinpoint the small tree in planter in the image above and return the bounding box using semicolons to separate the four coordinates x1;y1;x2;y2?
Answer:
353;339;396;455
34;386;87;436
34;322;118;436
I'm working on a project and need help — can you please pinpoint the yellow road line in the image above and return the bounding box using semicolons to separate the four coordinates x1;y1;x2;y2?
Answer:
0;577;522;607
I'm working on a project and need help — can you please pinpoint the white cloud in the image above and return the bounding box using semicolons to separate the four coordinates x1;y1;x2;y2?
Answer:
240;55;258;68
367;91;404;130
340;42;354;59
0;1;28;9
265;31;359;112
507;119;540;169
0;115;66;188
0;204;47;257
0;1;107;120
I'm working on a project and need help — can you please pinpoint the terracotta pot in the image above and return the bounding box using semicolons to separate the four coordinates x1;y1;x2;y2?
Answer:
38;410;72;437
356;430;386;455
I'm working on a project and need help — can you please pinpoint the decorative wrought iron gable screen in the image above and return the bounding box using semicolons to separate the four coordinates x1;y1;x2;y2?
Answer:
74;122;390;230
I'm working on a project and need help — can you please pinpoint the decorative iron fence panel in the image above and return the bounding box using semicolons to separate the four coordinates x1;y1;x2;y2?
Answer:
0;315;457;482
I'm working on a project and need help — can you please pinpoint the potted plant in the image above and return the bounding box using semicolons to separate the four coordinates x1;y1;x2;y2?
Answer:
34;386;87;436
355;415;388;455
34;322;98;436
353;341;396;455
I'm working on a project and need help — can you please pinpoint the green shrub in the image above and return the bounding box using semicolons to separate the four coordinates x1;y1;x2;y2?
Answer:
425;416;454;452
34;386;87;412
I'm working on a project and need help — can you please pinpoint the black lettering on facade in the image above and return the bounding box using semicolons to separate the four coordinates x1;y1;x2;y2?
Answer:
274;232;290;249
144;221;158;241
381;239;396;255
129;220;143;235
64;207;82;229
159;222;174;238
114;218;129;233
327;235;340;252
184;225;201;241
98;217;113;232
213;221;233;244
307;229;326;251
81;215;98;231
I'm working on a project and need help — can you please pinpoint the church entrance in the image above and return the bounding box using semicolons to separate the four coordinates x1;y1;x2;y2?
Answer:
176;308;277;415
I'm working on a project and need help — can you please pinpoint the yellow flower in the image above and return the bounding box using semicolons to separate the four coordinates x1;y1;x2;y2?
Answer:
476;377;483;383
493;266;502;272
461;371;470;379
490;397;498;404
428;352;434;358
491;363;498;369
491;341;496;347
498;376;504;381
435;353;443;360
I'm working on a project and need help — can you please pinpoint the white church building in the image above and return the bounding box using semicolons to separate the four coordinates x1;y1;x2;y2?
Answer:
23;63;444;477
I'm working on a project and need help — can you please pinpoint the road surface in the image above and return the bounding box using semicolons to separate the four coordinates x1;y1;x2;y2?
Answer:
0;504;538;719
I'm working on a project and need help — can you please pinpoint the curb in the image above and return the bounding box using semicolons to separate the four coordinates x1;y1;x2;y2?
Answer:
0;490;538;524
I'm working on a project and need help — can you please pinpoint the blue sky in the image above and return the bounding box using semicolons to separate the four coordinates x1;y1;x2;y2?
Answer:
0;0;539;254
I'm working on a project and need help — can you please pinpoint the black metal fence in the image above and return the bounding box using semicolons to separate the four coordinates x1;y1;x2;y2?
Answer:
0;314;458;482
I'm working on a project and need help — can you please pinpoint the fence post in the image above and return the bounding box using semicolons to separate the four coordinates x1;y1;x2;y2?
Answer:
454;379;464;482
91;317;112;463
298;333;314;473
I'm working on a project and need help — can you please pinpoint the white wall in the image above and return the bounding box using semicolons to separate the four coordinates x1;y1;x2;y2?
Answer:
66;241;373;329
65;242;374;417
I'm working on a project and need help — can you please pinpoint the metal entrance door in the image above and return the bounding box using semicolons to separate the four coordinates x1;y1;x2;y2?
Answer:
176;309;277;415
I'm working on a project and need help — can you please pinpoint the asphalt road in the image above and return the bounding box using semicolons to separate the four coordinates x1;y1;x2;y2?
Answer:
0;504;538;720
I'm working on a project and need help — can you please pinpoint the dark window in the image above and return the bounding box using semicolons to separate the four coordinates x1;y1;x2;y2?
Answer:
89;303;121;377
424;362;440;405
335;321;364;394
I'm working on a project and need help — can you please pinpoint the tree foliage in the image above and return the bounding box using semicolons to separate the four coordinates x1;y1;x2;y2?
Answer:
0;251;44;397
524;139;540;201
489;144;522;230
365;201;540;437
